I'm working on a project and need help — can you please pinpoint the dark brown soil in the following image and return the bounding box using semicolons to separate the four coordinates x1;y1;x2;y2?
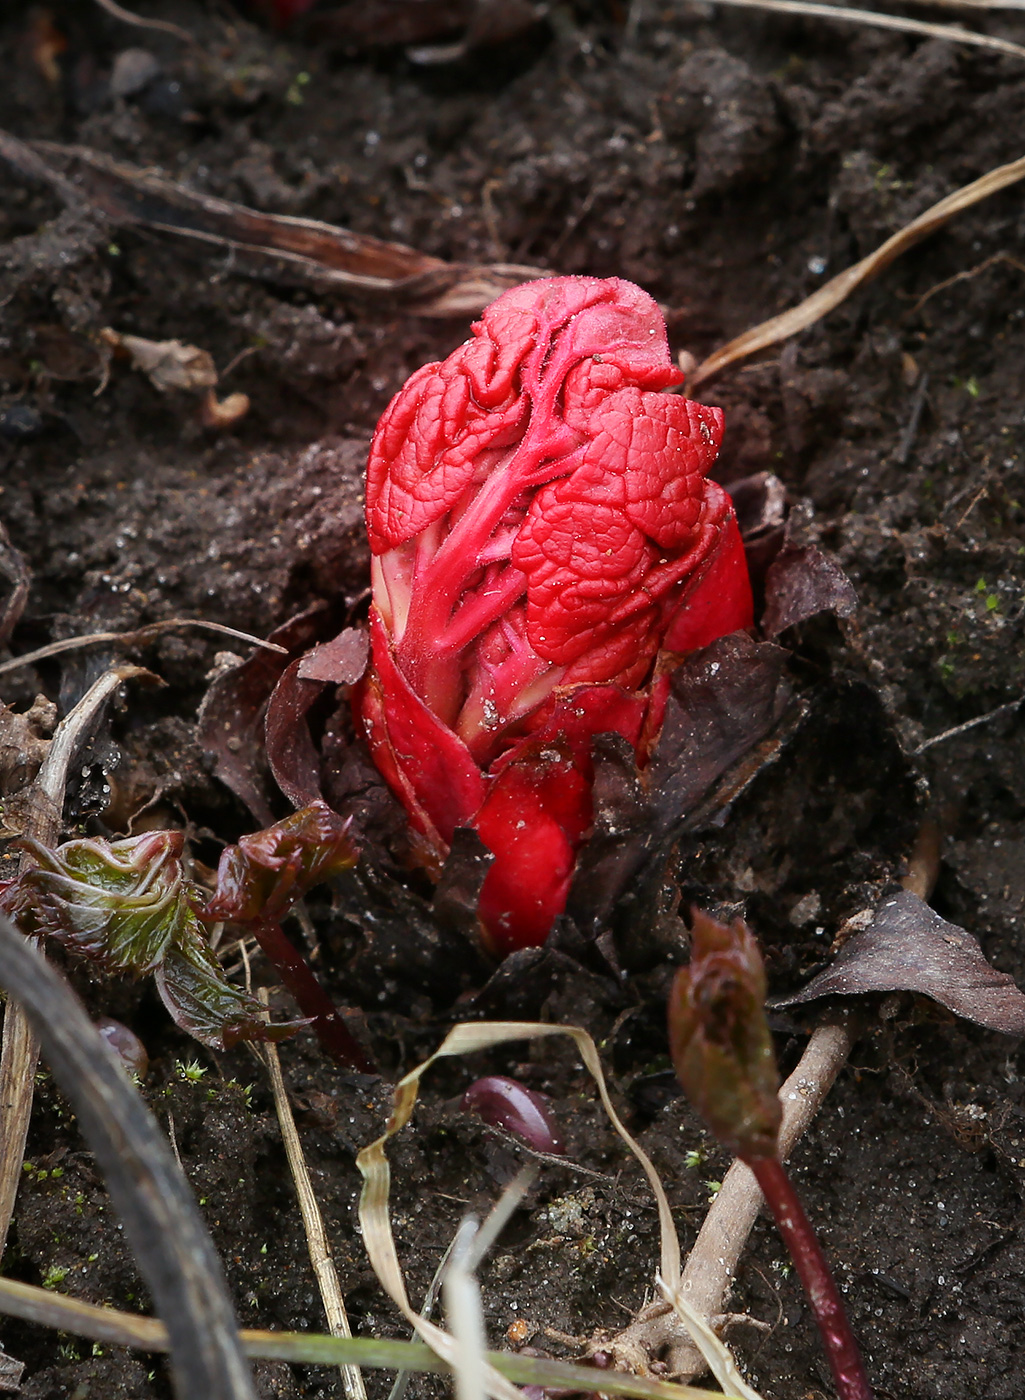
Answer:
2;3;1025;1398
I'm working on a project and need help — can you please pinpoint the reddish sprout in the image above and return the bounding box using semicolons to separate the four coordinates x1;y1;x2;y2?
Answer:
461;1075;565;1154
357;276;752;954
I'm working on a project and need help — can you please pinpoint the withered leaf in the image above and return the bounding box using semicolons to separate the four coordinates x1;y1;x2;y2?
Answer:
265;656;328;810
0;133;544;318
651;632;793;819
761;544;857;638
0;698;53;802
569;635;794;935
102;328;218;394
727;472;787;594
775;888;1025;1036
432;826;493;937
297;627;369;686
197;603;334;824
566;732;651;935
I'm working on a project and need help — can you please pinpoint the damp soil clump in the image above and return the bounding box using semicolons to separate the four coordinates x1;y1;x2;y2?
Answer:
2;3;1025;1398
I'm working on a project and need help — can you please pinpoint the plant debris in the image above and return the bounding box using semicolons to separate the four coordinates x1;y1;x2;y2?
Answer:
775;888;1025;1035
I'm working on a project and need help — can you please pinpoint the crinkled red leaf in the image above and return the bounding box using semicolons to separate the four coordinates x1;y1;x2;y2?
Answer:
203;800;358;925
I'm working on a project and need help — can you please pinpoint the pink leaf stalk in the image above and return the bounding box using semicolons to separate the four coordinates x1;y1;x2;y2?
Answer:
358;276;753;954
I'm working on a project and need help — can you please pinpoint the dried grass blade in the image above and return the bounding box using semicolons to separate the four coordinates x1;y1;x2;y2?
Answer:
0;1276;744;1398
892;0;1025;10
0;133;546;317
92;0;198;46
694;0;1025;58
0;619;286;679
445;1217;489;1400
260;994;367;1400
656;1278;764;1400
356;1024;680;1323
689;152;1025;389
356;1021;690;1400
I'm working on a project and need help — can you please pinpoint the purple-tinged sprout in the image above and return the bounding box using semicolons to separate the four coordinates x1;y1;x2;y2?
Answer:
96;1017;149;1080
461;1075;565;1154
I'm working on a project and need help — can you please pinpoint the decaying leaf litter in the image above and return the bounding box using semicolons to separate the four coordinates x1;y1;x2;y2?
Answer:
2;0;1025;1397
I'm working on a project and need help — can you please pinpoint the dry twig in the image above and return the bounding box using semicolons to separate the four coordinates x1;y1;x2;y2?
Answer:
92;0;198;47
606;1016;858;1381
689;154;1025;390
0;618;286;679
693;0;1025;59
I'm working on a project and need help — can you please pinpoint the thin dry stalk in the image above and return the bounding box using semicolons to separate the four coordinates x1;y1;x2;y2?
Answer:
386;1237;457;1400
694;0;1025;58
259;992;367;1400
92;0;198;47
0;666;148;1261
914;695;1025;754
689;154;1025;390
0;618;286;679
910;251;1025;314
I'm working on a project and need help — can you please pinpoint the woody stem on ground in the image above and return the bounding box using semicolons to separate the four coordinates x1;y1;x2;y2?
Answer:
249;919;374;1073
747;1154;873;1400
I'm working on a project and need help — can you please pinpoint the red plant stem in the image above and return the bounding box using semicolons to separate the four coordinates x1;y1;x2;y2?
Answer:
251;919;375;1073
747;1155;874;1400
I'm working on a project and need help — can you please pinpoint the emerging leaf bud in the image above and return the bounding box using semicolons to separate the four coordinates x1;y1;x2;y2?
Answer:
358;276;753;954
2;831;192;973
668;908;782;1161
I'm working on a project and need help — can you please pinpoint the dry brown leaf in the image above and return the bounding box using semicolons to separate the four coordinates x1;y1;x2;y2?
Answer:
100;328;218;394
689;153;1025;389
0;132;545;318
0;698;55;805
774;889;1025;1035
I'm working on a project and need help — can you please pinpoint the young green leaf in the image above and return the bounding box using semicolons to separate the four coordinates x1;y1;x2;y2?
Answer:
155;933;300;1051
0;830;301;1053
3;832;191;974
